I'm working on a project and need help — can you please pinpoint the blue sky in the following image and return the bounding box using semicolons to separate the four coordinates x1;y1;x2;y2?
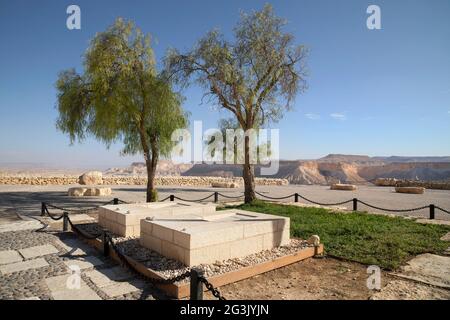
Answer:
0;0;449;168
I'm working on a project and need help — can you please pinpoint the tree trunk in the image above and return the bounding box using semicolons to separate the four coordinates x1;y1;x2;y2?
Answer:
243;134;256;203
144;153;154;202
145;141;159;202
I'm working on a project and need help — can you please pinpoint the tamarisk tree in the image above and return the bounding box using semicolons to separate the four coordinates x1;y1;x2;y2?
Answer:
166;4;308;203
56;18;187;202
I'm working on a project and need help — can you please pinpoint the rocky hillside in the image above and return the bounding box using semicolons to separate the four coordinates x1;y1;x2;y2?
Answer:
181;155;450;185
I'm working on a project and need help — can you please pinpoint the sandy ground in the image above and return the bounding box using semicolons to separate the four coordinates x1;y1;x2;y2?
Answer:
0;184;449;220
204;257;378;300
203;256;450;300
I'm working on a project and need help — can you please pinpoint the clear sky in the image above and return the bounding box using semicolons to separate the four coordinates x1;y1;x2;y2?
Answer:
0;0;449;168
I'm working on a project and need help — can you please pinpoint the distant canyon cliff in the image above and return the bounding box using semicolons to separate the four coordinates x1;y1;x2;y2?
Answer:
105;155;450;185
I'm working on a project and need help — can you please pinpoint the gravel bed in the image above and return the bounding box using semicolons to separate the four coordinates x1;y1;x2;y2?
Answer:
76;222;313;282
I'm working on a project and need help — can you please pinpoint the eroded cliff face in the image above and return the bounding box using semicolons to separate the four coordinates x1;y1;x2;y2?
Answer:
358;162;450;181
182;159;450;185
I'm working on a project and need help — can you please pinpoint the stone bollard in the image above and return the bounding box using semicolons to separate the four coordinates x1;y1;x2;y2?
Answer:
307;235;321;257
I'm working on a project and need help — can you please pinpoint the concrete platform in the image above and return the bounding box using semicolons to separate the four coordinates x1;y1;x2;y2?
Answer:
98;201;216;237
140;209;290;266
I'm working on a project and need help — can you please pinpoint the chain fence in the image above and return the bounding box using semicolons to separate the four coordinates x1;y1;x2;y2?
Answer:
41;191;450;222
41;198;129;217
435;206;450;215
356;199;430;213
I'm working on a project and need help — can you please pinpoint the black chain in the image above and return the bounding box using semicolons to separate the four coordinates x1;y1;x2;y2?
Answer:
357;200;430;213
255;191;296;201
67;216;101;240
159;196;172;202
174;194;215;202
199;277;226;300
44;205;65;220
217;192;245;199
296;194;353;206
44;199;116;213
435;206;450;214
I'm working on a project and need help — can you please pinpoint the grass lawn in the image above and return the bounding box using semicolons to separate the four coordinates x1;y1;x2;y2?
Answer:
223;201;450;270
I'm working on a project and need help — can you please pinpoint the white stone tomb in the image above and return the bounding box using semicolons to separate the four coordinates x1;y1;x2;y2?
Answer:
140;209;290;266
98;201;216;237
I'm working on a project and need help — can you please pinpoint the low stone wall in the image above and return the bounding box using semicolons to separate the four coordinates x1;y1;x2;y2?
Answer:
374;178;450;190
0;175;289;187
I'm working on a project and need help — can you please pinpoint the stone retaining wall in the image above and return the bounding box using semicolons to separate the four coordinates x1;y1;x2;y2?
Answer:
0;175;289;187
374;178;450;190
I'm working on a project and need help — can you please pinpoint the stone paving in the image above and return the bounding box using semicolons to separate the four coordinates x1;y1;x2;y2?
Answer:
0;225;166;300
0;250;23;265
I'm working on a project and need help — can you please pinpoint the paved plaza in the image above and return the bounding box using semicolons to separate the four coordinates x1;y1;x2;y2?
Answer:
0;184;449;220
0;226;166;300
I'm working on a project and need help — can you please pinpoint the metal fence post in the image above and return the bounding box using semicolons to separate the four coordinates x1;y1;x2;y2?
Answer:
63;212;69;232
190;268;204;300
353;198;358;211
41;202;46;216
294;193;299;203
429;204;435;220
170;195;175;202
214;192;219;203
102;229;109;257
113;198;119;205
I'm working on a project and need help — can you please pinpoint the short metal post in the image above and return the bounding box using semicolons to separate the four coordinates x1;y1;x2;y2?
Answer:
294;193;299;203
113;198;119;205
170;195;175;202
429;204;435;220
41;202;46;216
190;268;204;300
63;212;69;232
353;198;358;211
102;229;109;257
214;192;219;203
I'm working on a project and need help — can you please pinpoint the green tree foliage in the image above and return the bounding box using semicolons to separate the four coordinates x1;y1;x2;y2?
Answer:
56;18;187;202
166;4;307;203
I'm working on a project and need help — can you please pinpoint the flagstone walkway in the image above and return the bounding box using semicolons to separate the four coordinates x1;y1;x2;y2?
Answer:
0;221;166;300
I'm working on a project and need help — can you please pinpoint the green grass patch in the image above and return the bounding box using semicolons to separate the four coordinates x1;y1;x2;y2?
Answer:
223;200;450;270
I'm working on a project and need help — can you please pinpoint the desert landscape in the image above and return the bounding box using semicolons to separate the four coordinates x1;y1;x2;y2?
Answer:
2;154;450;189
1;1;449;309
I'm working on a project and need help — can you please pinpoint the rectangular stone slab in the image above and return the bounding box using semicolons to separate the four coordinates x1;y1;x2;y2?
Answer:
98;201;216;237
140;209;290;266
19;244;59;259
0;258;48;274
45;274;101;300
0;250;23;265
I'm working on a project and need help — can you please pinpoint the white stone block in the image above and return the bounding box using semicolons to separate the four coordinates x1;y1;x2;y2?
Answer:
140;209;290;266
